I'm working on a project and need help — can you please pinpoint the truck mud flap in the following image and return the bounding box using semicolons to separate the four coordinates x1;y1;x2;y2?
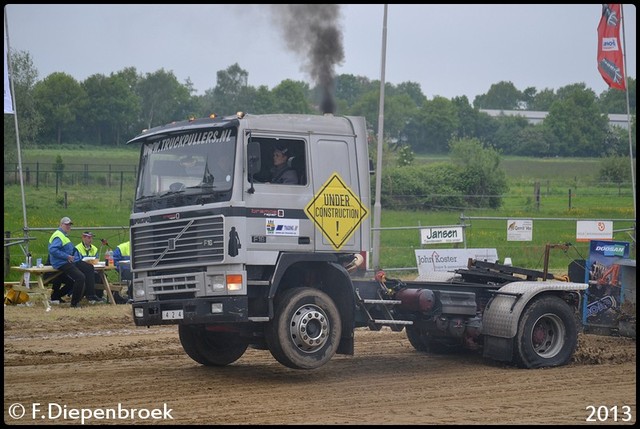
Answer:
482;281;587;339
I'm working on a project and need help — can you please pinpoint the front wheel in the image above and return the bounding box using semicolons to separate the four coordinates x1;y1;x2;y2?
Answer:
514;295;578;368
266;287;341;370
178;325;249;366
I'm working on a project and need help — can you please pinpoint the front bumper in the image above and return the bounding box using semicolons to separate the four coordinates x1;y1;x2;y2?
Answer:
132;296;249;326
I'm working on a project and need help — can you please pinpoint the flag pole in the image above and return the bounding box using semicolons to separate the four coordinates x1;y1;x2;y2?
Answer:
619;5;636;222
372;4;388;271
4;10;31;259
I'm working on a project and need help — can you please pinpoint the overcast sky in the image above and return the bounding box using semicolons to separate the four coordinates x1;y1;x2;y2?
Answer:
4;4;637;102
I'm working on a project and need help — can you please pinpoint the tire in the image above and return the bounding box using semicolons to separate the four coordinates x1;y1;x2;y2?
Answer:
178;324;248;366
406;325;430;352
406;325;458;354
514;295;578;369
265;287;341;370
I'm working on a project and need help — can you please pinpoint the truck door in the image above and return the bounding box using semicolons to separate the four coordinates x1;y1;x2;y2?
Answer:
308;135;366;252
243;136;315;259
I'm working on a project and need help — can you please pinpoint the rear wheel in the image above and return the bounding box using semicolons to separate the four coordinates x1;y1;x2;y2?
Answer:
406;325;458;354
178;324;248;366
514;296;577;368
266;287;341;370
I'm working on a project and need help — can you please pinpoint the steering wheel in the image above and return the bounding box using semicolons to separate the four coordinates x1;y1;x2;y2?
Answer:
169;182;185;192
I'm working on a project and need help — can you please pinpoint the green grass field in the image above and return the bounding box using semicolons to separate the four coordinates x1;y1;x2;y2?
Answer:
4;148;636;280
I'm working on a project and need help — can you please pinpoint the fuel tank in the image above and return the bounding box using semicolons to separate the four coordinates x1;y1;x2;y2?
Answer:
395;288;435;312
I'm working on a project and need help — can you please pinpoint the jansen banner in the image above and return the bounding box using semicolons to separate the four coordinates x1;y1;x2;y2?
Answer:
597;4;626;90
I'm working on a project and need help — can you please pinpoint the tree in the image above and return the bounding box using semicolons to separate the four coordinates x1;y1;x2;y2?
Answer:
512;125;552;157
108;70;142;144
333;73;373;112
529;88;557;111
32;72;87;144
251;85;277;114
473;81;523;110
137;69;191;129
81;73;141;146
598;77;636;114
4;49;43;162
271;80;312;113
451;96;498;141
544;84;608;156
392;81;427;108
598;155;633;184
449;138;508;208
213;63;250;115
410;96;459;154
490;115;531;154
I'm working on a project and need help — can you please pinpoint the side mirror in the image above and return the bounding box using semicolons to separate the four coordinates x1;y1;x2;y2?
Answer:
247;141;262;175
247;141;262;194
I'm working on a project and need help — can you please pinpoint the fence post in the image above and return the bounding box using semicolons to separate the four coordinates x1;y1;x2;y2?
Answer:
120;171;124;202
568;189;572;210
4;231;10;279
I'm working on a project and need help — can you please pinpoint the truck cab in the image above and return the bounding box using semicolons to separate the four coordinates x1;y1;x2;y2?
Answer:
128;113;371;369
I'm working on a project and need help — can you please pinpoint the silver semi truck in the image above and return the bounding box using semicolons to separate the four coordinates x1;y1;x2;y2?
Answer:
127;112;587;370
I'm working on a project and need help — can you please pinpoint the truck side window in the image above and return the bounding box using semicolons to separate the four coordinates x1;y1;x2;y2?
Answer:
253;138;306;186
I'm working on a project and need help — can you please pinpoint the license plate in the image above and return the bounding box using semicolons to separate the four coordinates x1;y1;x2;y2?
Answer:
162;309;184;320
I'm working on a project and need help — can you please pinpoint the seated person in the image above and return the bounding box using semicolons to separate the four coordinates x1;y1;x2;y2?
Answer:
112;241;132;294
75;231;105;300
45;255;73;303
269;144;298;184
47;216;102;306
112;241;131;269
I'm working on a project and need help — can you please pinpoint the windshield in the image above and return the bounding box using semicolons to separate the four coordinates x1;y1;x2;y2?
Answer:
133;125;237;212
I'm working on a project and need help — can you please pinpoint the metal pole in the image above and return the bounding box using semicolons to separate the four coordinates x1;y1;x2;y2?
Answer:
372;4;388;270
5;10;30;259
620;5;636;221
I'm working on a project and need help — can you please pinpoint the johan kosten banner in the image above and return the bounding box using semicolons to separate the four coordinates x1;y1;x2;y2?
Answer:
415;248;498;275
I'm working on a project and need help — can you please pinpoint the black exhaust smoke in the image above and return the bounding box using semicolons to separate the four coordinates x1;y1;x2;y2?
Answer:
268;5;344;114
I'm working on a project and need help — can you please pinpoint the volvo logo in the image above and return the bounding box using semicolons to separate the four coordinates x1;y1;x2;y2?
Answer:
167;238;176;250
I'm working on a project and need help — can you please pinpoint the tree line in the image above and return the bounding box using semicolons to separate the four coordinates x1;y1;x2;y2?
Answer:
3;49;636;165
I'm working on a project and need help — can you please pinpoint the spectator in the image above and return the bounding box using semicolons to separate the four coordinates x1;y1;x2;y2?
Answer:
47;258;73;304
48;217;102;308
112;240;131;269
75;231;105;300
112;241;132;301
269;145;298;184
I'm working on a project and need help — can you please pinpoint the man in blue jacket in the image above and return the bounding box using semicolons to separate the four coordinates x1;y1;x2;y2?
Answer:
48;217;102;308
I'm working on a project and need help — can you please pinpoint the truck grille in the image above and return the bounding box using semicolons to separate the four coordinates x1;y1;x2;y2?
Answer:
132;215;225;269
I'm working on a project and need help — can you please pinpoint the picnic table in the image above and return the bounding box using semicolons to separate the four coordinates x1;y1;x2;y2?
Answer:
8;263;119;309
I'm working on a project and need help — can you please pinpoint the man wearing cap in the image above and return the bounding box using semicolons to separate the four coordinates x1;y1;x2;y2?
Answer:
269;144;298;184
47;217;102;307
76;231;99;258
75;231;106;301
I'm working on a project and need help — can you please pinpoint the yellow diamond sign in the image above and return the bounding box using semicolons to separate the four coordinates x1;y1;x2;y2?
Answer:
305;173;369;250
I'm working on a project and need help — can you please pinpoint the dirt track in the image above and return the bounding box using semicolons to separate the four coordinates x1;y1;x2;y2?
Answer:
3;304;636;425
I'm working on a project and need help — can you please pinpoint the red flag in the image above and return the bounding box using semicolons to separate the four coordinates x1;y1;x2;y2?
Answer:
597;4;626;90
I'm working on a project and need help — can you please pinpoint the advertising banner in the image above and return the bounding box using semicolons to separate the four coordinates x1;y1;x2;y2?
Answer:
506;219;532;241
582;240;630;329
576;220;613;242
415;248;498;276
420;226;464;244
